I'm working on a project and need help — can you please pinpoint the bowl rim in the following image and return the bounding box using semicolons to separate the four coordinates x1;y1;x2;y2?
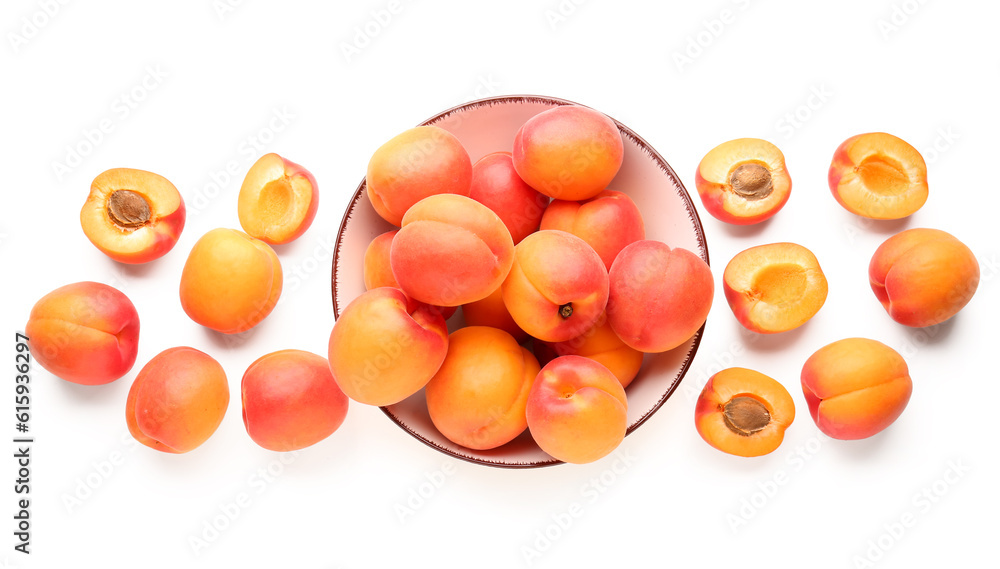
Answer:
331;94;709;469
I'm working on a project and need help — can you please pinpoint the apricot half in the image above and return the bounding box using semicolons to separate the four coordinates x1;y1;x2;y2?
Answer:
801;338;912;440
238;153;318;245
81;168;186;263
723;243;828;334
829;132;928;219
694;138;792;225
869;228;979;327
695;367;795;457
25;281;140;385
512;105;624;201
366;126;472;226
425;327;539;450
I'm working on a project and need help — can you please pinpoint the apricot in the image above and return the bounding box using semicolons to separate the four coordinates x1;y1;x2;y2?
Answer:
694;138;791;225
425;327;540;450
723;243;828;334
80;168;185;263
461;285;528;343
238;153;318;245
501;230;609;343
694;367;795;457
539;189;645;271
829;132;928;219
869;228;979;327
242;349;349;452
512;105;624;201
607;240;713;353
391;194;514;307
534;312;643;389
328;287;448;406
25;281;140;385
125;347;229;453
363;230;399;290
526;355;628;464
801;338;912;440
469;151;548;244
366;126;473;226
179;228;283;334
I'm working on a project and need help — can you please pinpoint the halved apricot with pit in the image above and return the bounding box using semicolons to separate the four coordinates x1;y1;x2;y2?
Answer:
81;168;186;264
694;138;791;225
695;367;795;457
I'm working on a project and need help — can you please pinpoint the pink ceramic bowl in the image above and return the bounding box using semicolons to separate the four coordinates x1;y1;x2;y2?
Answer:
332;95;708;468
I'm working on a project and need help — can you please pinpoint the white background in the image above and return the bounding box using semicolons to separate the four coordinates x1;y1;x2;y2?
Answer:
3;1;999;568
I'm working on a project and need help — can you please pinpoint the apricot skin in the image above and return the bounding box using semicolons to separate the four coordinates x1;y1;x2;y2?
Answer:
501;230;609;343
179;228;283;334
242;350;349;452
25;281;140;385
425;327;539;450
366;126;473;226
125;347;229;454
328;287;449;407
534;313;643;389
869;228;979;327
695;367;795;457
801;338;912;440
461;285;528;343
469;151;548;244
540;189;645;271
363;230;399;290
391;194;514;307
512;105;624;201
526;356;628;464
607;241;713;353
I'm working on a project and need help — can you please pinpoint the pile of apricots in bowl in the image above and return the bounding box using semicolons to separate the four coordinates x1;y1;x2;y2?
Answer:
23;95;980;466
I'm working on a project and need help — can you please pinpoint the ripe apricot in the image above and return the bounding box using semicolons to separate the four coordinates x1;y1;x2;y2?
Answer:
179;228;283;334
25;281;139;385
869;228;979;327
425;327;539;450
469;151;548;244
242;349;349;452
366;126;472;226
526;356;627;464
512;105;624;201
539;189;645;271
126;347;229;453
801;338;912;440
